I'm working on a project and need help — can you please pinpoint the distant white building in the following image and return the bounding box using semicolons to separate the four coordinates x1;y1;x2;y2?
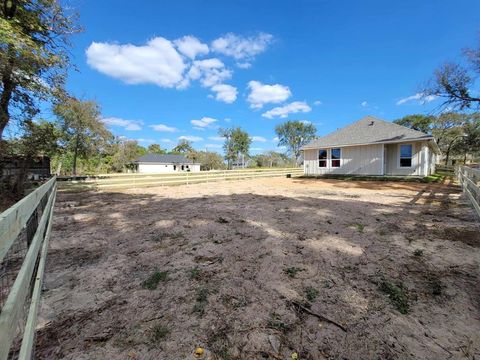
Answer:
134;154;201;173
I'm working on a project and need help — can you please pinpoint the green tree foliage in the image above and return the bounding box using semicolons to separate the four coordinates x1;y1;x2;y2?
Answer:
218;127;251;169
252;151;291;168
0;0;80;139
393;114;435;134
196;151;225;170
395;112;480;164
53;97;111;174
147;143;165;154
275;120;316;165
108;138;146;172
172;139;194;153
423;39;480;110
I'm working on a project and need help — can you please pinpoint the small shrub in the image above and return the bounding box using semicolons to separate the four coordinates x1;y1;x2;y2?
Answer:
379;277;409;314
283;267;304;278
428;277;443;296
150;323;170;342
268;313;290;332
189;267;201;280
305;286;319;302
142;270;168;290
193;287;209;316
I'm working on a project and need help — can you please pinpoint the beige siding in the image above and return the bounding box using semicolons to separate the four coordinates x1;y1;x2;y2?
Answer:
385;141;426;176
303;144;383;175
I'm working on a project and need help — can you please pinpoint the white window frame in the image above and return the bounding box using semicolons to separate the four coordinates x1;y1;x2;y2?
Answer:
398;143;414;168
318;149;328;168
331;148;342;168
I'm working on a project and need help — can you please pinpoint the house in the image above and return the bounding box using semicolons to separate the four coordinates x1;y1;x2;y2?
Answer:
134;154;201;173
301;116;440;177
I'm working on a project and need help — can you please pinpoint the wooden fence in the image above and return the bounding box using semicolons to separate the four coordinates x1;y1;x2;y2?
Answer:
457;166;480;218
61;167;304;190
0;177;57;360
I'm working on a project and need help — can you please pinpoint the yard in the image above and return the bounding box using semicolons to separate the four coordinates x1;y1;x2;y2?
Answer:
36;177;479;359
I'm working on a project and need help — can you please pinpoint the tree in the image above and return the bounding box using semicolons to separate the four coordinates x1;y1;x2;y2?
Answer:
172;139;194;153
109;138;146;172
0;0;80;139
451;113;480;163
275;121;316;165
394;114;435;134
423;39;480;110
218;127;251;169
147;143;165;154
196;151;225;170
54;97;111;175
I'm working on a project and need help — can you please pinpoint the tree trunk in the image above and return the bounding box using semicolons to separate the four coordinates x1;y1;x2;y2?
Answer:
0;54;15;140
72;133;80;175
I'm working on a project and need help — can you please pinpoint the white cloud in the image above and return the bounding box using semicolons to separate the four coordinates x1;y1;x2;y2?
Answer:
102;117;143;131
251;136;267;142
208;136;225;141
300;120;311;125
211;32;273;67
179;135;203;142
86;37;186;88
361;101;368;107
187;58;232;87
224;118;231;122
210;84;238;103
205;143;222;149
273;136;279;142
247;81;292;109
396;93;437;105
314;100;322;106
262;101;312;119
161;138;173;143
174;35;209;59
149;124;178;132
251;147;264;151
191;117;217;130
136;138;155;143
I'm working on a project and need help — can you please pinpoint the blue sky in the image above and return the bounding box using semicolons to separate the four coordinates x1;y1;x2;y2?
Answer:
64;0;480;153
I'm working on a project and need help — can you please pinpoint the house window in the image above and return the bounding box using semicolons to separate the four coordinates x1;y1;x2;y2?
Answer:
331;148;341;167
399;144;413;167
319;149;327;167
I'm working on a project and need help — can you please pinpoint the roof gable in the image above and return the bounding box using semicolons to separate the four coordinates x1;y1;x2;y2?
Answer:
135;154;194;164
303;116;433;149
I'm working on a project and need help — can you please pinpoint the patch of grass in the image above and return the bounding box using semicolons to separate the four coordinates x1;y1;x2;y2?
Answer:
142;270;168;290
379;277;409;314
305;286;319;302
192;287;209;316
350;223;365;233
413;249;424;257
283;267;304;278
268;313;290;332
189;267;201;280
428;276;443;296
150;323;170;342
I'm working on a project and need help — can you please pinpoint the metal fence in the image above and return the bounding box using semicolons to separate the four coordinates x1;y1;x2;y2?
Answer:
0;177;57;360
60;167;304;190
457;166;480;219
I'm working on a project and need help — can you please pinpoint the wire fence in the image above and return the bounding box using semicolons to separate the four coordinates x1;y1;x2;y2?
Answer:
0;177;57;360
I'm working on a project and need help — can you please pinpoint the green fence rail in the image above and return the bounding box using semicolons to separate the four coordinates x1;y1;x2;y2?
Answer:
0;177;57;360
60;168;304;190
457;166;480;219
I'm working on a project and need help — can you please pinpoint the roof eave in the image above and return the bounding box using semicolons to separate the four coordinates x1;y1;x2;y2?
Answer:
301;136;435;150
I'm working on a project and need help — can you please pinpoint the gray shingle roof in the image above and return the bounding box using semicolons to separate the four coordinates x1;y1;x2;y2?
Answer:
135;154;195;164
302;116;433;149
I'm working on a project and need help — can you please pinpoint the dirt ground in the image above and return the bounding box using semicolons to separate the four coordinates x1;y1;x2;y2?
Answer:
36;177;480;359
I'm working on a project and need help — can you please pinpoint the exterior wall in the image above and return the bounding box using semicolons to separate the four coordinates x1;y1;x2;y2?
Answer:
138;163;201;173
303;144;383;175
384;141;427;176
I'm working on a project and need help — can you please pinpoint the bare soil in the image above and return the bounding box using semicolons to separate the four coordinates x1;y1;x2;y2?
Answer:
37;177;480;359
